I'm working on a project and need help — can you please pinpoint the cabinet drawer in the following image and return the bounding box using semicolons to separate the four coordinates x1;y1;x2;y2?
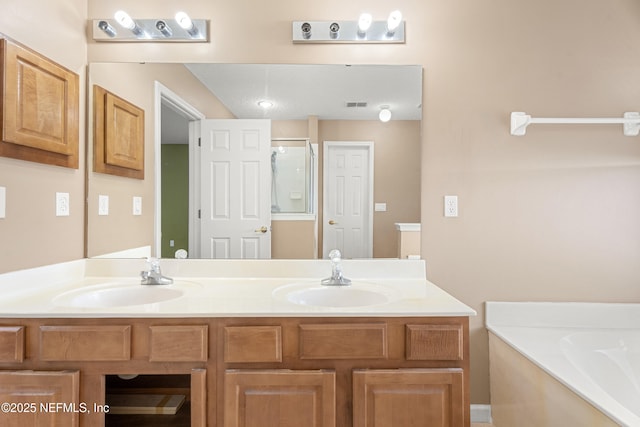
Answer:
0;326;25;363
224;326;282;363
405;324;463;361
299;323;387;360
40;325;131;361
149;325;208;362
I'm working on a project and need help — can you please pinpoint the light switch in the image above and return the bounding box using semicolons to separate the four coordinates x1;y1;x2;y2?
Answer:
56;192;70;217
374;203;387;212
0;186;5;219
98;195;109;216
133;196;142;215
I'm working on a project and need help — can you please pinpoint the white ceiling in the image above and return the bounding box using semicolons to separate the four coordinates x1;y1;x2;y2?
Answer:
161;63;423;145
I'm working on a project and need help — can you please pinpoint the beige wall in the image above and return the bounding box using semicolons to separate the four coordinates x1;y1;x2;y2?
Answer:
0;0;87;273
0;0;638;407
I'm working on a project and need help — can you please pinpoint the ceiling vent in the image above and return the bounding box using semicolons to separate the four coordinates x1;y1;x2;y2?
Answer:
346;101;368;108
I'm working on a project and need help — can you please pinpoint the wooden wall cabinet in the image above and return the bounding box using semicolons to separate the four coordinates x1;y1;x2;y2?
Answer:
93;85;145;179
0;37;79;168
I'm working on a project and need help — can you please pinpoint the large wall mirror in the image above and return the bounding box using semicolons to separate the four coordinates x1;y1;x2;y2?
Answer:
86;62;422;260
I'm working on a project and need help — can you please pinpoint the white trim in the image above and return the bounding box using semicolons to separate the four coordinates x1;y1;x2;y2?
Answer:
394;222;421;232
154;82;205;259
322;141;374;258
471;404;492;424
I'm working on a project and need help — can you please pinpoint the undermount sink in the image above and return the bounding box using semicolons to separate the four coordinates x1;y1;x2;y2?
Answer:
53;281;195;308
273;282;399;308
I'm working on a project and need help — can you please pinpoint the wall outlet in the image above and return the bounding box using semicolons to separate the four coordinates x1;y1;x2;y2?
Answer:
98;195;109;216
444;195;458;217
56;192;70;217
133;196;142;215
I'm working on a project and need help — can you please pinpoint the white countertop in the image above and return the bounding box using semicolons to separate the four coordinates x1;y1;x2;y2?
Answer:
0;258;476;318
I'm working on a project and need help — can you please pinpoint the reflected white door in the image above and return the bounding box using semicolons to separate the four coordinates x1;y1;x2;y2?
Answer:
322;141;374;259
200;119;271;259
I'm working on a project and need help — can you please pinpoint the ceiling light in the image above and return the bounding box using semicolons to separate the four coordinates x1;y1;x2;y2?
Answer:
175;11;198;36
258;100;274;109
114;10;143;36
379;107;392;123
358;13;373;34
386;10;403;34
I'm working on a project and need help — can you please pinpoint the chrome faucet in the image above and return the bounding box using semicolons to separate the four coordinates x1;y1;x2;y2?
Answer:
321;249;352;286
140;258;174;285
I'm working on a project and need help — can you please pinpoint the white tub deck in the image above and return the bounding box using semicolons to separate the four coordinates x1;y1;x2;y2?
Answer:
486;302;640;427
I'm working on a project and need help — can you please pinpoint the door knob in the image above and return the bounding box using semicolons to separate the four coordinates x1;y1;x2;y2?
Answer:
328;220;337;225
255;226;268;233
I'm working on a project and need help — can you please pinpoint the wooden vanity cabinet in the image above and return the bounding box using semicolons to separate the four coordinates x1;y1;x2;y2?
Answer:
0;316;469;427
218;317;469;427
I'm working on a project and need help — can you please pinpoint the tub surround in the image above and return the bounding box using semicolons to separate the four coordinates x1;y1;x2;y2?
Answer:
486;302;640;427
0;259;475;427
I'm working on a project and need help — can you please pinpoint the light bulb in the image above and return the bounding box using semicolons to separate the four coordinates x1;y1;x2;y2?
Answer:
258;100;273;109
387;10;403;33
358;13;372;34
114;10;136;31
379;108;392;122
175;11;194;30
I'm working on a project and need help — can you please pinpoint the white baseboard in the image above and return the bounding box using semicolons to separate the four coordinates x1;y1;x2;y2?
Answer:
471;404;492;423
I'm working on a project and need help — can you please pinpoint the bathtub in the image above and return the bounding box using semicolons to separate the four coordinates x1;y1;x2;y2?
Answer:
486;302;640;427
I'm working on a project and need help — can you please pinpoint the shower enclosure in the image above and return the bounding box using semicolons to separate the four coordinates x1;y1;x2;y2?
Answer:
271;138;316;215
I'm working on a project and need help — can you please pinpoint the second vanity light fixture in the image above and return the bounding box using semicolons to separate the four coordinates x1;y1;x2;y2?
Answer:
293;10;404;43
92;11;208;42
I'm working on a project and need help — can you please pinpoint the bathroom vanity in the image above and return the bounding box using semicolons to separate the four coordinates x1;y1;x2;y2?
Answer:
0;258;475;427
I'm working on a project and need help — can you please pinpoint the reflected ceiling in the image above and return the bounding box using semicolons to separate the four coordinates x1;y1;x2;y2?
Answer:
185;63;422;121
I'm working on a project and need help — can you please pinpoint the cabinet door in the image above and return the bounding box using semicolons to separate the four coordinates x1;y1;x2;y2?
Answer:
0;370;80;427
353;369;465;427
224;370;335;427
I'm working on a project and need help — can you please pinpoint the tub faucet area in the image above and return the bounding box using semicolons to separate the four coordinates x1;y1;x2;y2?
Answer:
140;258;173;285
321;249;352;286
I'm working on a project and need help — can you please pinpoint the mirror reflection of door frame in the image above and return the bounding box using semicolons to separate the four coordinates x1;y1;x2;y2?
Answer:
154;82;205;258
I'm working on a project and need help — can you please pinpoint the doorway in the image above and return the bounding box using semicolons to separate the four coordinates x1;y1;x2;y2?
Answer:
322;141;374;259
154;82;204;258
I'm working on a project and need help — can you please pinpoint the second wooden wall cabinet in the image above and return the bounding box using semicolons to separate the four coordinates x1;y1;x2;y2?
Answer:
0;37;79;168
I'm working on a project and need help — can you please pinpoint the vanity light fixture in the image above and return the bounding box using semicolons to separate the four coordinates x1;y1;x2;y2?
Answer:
293;11;405;43
379;107;392;123
92;11;208;42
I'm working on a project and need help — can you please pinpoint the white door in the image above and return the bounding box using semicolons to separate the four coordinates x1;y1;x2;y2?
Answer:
200;119;271;259
323;141;374;259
